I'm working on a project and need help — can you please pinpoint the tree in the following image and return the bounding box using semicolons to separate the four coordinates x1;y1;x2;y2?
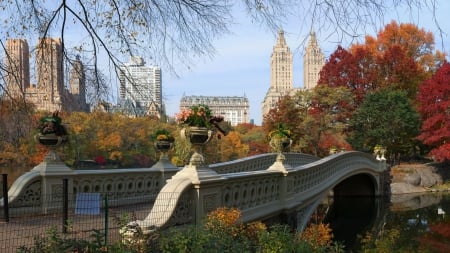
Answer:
348;89;420;162
301;86;354;156
417;62;450;162
263;95;303;151
318;46;376;107
363;21;446;72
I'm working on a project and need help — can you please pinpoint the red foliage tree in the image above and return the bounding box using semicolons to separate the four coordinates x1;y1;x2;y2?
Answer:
417;62;450;162
318;46;378;106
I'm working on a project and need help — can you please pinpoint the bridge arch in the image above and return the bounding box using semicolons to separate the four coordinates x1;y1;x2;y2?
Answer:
333;173;379;197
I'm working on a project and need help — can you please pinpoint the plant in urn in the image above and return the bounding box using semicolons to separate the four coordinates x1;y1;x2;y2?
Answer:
176;104;226;167
35;111;68;160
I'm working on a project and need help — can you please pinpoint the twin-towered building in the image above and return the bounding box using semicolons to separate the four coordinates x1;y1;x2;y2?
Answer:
4;38;88;112
261;30;325;116
181;30;325;126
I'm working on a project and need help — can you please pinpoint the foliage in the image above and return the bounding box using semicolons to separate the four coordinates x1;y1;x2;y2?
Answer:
348;88;420;160
268;123;291;139
153;129;175;142
263;95;303;150
363;20;446;72
37;111;68;136
417;62;450;162
17;226;109;253
319;21;443;111
159;207;345;253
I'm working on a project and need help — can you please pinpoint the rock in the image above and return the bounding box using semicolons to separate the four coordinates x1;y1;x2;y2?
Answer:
391;182;427;195
390;163;444;194
404;173;421;186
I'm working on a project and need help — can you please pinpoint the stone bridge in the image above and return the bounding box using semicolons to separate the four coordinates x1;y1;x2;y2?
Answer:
1;149;386;232
132;150;386;233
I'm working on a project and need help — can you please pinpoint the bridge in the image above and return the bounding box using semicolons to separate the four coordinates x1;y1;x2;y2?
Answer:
1;149;387;233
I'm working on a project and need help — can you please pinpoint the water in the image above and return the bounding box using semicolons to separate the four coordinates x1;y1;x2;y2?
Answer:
323;193;450;252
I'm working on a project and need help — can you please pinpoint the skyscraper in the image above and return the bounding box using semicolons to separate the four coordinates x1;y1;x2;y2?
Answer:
5;39;30;98
34;37;65;111
261;30;326;120
118;56;162;117
261;30;294;116
303;31;325;89
69;55;88;111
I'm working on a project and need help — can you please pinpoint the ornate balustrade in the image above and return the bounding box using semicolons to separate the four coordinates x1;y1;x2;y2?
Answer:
133;151;386;233
0;151;318;215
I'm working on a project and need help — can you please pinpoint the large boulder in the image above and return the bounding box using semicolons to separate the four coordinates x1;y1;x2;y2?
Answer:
390;164;443;194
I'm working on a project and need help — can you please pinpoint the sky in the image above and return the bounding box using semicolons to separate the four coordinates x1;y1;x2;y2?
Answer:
161;2;450;126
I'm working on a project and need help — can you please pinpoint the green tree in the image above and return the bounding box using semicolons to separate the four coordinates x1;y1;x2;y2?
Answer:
348;89;420;162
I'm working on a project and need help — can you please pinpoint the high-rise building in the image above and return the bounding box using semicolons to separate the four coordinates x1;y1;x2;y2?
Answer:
303;31;325;89
3;37;88;112
118;56;162;117
4;39;30;98
261;30;294;116
180;95;249;126
69;55;88;111
262;30;325;119
31;37;65;112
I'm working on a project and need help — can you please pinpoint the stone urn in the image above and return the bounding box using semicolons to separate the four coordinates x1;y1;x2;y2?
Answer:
35;133;68;148
269;136;292;153
181;126;213;166
155;140;174;153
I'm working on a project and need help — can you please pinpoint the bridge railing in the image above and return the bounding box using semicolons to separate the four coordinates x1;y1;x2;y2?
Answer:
133;151;386;233
0;151;318;216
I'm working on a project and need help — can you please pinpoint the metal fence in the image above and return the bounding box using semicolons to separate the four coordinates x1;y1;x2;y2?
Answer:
0;175;165;253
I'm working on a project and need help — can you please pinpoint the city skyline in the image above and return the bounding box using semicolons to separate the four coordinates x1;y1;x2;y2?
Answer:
162;3;450;125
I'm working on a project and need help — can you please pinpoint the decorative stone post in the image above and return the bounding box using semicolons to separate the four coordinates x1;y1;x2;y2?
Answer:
151;138;179;184
171;127;220;184
33;112;73;213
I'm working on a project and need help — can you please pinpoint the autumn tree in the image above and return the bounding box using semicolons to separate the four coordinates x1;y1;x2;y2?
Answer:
348;89;420;162
263;95;303;151
417;62;450;162
319;22;443;110
363;21;446;73
299;86;354;156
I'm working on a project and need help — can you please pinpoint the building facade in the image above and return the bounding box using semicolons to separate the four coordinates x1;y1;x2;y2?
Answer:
262;30;325;118
261;30;294;116
180;95;249;126
4;39;30;98
118;56;162;117
3;37;88;112
303;31;325;89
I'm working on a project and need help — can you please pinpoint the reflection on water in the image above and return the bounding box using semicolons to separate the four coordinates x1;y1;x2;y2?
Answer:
324;196;379;251
324;193;450;252
278;193;450;252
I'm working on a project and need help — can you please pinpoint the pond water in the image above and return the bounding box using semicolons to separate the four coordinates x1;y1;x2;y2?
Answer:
323;193;450;252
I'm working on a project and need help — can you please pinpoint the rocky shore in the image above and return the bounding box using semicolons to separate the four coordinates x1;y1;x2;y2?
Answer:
390;163;450;194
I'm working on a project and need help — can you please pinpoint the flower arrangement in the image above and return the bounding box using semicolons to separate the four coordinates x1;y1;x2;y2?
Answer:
176;104;224;128
268;123;291;139
37;111;68;136
153;129;175;142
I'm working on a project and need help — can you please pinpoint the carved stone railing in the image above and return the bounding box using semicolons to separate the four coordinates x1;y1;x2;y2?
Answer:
133;151;386;233
210;153;319;174
0;151;319;215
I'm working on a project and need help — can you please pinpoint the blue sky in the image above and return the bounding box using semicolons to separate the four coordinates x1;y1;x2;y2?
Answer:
162;2;450;126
